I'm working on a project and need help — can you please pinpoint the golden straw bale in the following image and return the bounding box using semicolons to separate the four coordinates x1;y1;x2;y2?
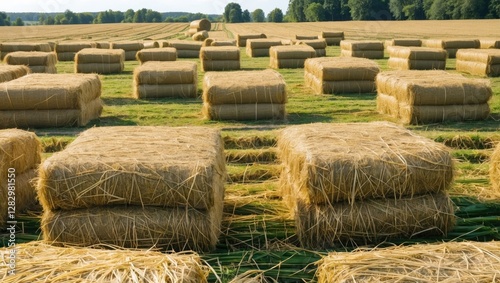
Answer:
341;40;384;51
202;103;286;120
388;57;446;70
143;41;159;49
236;33;267;47
317;241;500;283
423;39;480;57
202;38;237;47
0;169;39;228
292;192;455;248
319;31;344;46
376;70;492;105
0;73;101;110
456;48;500;76
305;73;376;94
295;35;319;40
0;241;208;283
37;126;225;211
186;28;199;36
163;40;202;50
55;42;96;61
200;46;240;60
203;70;286;105
0;42;51;60
304;57;380;81
270;45;316;59
201;60;240;72
75;48;125;74
491;142;500;192
75;63;124;74
384;38;422;47
247;39;283;49
0;64;30;83
480;39;500;49
42;204;223;251
277;122;453;205
0;99;103;128
133;61;197;85
4;51;57;73
295;39;327;49
192;30;209;41
176;50;201;58
135;84;197;99
388;46;447;60
110;41;144;60
95;42;110;49
340;49;384;59
190;18;211;31
136;47;177;64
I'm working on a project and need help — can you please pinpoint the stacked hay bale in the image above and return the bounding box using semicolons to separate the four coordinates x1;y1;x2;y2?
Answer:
340;40;384;59
388;46;448;70
304;57;380;94
269;45;316;69
202;69;286;120
456;48;500;77
296;39;327;57
295;35;318;40
491;142;500;192
480;39;500;49
385;38;422;48
75;48;125;74
376;70;492;124
0;241;209;282
319;31;344;46
203;38;237;47
0;73;103;128
187;18;211;36
55;42;96;61
37;126;226;252
133;61;197;99
0;64;30;83
236;33;267;47
96;42;110;49
245;39;282;57
136;47;177;64
4;51;57;73
317;241;500;282
143;40;159;49
200;46;240;71
0;42;51;60
0;129;41;229
192;31;209;41
423;39;480;58
110;41;144;61
162;40;202;58
277;121;455;248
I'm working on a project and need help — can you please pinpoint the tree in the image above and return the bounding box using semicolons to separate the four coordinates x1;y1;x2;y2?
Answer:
323;0;351;21
13;17;24;26
242;9;251;22
123;9;135;23
305;2;326;21
287;0;307;21
38;14;46;25
145;9;162;22
78;13;94;24
133;8;147;23
64;9;79;24
224;2;243;23
488;0;500;18
461;0;488;19
268;8;284;22
348;0;372;20
252;9;266;22
46;16;55;25
427;0;448;19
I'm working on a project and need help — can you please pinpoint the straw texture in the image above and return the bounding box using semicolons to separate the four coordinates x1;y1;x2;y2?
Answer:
75;48;125;74
200;46;240;71
456;48;500;76
319;31;344;46
0;64;30;83
192;31;209;41
4;51;57;73
55;42;96;61
203;103;286;121
317;241;500;282
245;39;282;57
190;18;211;31
480;39;500;49
110;41;144;60
236;33;267;47
423;39;480;58
136;47;177;64
0;241;209;283
491;142;500;192
384;38;422;47
0;42;51;60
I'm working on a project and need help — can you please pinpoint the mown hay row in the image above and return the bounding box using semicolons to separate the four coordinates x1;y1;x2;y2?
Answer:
203;103;286;121
293;192;455;248
203;70;286;105
0;241;208;283
317;241;500;282
37;126;225;211
136;47;177;64
4;51;57;73
245;39;282;57
319;31;344;46
0;42;51;60
236;33;267;47
0;73;101;110
456;48;500;77
41;204;223;251
75;48;124;74
277;122;453;205
0;64;30;83
491;142;500;192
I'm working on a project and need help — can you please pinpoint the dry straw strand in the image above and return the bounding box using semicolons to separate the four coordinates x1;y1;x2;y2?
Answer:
0;64;30;83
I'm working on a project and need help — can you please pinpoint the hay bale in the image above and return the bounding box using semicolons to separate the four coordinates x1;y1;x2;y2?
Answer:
55;42;96;61
304;57;380;94
163;40;202;58
480;39;500;49
203;70;286;105
42;204;222;251
269;45;316;69
0;169;38;228
317;241;500;282
491;142;500;192
190;18;211;31
0;42;51;60
340;40;384;59
192;30;209;41
201;60;241;72
110;41;144;60
200;46;240;71
4;51;57;73
296;39;327;57
95;42;110;49
186;28;199;36
245;39;283;57
384;38;422;47
136;47;177;64
319;31;344;46
0;64;30;83
295;35;318;40
278;122;453;205
456;48;500;77
340;49;384;59
203;103;286;120
143;41;159;49
133;61;197;99
0;241;208;282
388;57;447;70
387;46;447;70
37;126;225;211
423;39;480;58
75;48;125;74
236;33;267;47
202;38;237;47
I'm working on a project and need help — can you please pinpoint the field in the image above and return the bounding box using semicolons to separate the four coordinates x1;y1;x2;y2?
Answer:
1;20;500;282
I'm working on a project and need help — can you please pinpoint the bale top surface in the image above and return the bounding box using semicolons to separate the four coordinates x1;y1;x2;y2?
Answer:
0;128;41;175
305;56;380;70
0;64;30;82
388;46;448;60
0;73;100;90
304;57;380;81
3;51;55;59
340;40;384;50
137;47;177;54
203;69;285;90
377;70;491;88
135;60;196;73
76;48;125;56
0;241;208;283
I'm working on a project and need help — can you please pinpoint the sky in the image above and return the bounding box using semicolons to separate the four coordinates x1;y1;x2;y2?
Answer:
2;0;290;15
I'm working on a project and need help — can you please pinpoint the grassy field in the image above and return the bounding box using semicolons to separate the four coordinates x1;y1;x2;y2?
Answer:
1;21;500;282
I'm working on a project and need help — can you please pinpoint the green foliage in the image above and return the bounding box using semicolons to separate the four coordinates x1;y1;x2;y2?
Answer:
12;17;24;26
268;8;284;22
0;12;11;26
242;9;251;22
428;0;448;19
224;2;243;23
347;0;372;19
305;2;326;21
251;9;266;22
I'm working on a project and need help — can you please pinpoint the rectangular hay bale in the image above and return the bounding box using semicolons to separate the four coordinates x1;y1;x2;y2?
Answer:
388;57;446;70
456;48;500;76
340;49;384;59
236;33;267;47
133;61;197;85
202;103;286;121
201;60;240;72
136;47;177;64
0;64;30;83
304;57;380;81
480;39;500;49
4;51;57;73
75;48;125;74
305;72;376;94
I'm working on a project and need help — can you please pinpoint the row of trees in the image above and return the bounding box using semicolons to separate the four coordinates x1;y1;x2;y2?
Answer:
223;3;284;22
0;12;25;26
287;0;500;21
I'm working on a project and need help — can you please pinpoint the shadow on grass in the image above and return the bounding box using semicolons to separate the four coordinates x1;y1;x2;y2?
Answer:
328;92;377;101
286;112;334;124
95;116;139;127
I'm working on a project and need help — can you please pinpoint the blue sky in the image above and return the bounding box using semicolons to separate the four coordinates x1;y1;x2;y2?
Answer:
2;0;290;15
